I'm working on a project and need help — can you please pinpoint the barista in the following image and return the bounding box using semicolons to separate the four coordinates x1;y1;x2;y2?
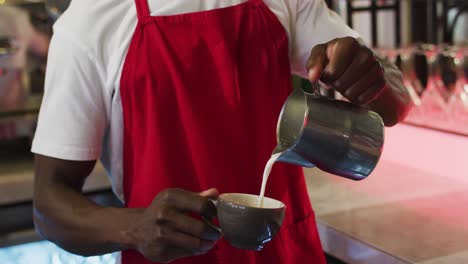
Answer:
32;1;412;263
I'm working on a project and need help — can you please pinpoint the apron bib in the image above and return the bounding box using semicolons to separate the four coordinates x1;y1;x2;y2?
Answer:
120;1;326;263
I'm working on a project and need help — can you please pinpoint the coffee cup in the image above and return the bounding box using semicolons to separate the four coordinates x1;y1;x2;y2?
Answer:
205;193;286;251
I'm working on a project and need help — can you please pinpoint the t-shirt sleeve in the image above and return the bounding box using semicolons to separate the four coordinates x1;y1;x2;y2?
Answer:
290;0;360;78
31;28;109;161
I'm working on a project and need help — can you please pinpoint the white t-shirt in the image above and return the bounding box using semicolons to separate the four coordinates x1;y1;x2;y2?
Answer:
32;0;358;201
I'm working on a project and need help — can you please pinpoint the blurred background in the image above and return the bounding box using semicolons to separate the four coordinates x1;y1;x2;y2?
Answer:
0;0;467;263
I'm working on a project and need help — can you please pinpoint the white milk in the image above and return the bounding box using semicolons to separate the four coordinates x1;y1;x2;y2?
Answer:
258;152;282;207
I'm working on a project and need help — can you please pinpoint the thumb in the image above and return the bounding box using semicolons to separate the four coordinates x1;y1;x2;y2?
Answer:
199;188;219;198
307;43;328;83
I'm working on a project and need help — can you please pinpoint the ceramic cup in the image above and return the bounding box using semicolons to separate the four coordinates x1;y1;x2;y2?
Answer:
207;193;286;251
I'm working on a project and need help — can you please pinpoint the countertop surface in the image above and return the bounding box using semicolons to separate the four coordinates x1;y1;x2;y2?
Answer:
305;124;468;264
1;124;467;264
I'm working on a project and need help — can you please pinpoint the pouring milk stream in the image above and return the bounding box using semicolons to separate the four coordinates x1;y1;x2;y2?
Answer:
258;153;282;207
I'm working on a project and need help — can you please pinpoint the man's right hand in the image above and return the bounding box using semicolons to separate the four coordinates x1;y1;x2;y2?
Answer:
33;156;221;261
127;188;222;263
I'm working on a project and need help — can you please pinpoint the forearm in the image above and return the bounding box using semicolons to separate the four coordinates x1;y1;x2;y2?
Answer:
33;155;143;256
33;155;221;263
367;54;413;127
33;181;142;256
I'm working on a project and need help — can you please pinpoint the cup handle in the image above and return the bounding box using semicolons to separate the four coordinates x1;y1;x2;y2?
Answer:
202;199;222;234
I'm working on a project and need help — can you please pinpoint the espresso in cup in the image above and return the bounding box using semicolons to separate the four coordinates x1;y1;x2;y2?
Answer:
212;193;285;251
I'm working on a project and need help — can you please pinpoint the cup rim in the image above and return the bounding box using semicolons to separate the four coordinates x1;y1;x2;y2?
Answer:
219;193;286;210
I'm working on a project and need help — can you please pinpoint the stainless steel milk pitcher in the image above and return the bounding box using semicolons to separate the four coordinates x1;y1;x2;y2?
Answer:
274;86;385;180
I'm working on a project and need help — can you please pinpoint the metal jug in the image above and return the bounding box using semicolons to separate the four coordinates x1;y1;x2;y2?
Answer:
274;85;384;181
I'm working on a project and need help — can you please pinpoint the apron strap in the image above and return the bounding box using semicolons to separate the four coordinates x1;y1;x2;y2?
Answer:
135;0;150;20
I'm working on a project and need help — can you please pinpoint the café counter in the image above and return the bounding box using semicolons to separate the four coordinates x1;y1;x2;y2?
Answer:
306;124;468;264
1;124;467;264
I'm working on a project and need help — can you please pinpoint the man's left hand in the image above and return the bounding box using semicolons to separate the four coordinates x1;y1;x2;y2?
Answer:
307;37;386;105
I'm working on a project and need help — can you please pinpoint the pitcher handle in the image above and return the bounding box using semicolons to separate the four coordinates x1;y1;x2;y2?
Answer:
310;60;330;97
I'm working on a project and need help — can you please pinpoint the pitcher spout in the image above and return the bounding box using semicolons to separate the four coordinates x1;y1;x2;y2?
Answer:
272;144;286;155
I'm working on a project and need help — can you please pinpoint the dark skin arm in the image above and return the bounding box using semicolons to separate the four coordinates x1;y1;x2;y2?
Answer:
307;37;412;127
33;155;221;263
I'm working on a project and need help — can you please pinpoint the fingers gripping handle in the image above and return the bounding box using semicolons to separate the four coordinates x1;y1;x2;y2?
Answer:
202;199;222;233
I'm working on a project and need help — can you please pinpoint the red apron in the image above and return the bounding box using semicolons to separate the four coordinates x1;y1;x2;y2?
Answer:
120;0;326;263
